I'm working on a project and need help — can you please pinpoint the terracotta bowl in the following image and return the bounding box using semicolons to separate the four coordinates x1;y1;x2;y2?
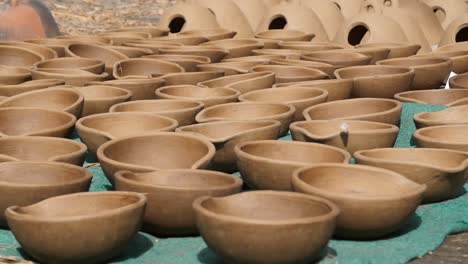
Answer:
201;38;264;59
176;120;281;173
98;31;151;45
238;87;328;121
197;61;266;76
223;54;286;63
0;87;84;118
356;43;421;59
0;41;58;60
5;192;146;264
395;89;468;107
270;59;339;77
255;29;315;41
0;161;92;227
292;164;425;239
377;57;452;90
303;98;402;126
196;102;295;136
123;40;183;53
0;66;31;85
115;169;242;236
235;140;351;190
31;69;109;87
413;105;468;128
143;54;211;72
97;133;216;183
0;79;65;97
278;41;344;52
0;46;43;68
105;45;153;58
0;107;75;138
57;35;112;45
113;58;185;79
34;57;105;74
355;148;468;203
88;78;165;100
335;65;415;98
73;85;133;117
110;99;204;126
28;38;79;57
65;43;128;74
258;38;282;49
342;47;391;65
76;112;177;155
194;191;339;264
152;35;209;45
198;71;275;94
449;72;468;89
290;120;399;154
251;65;329;84
179;28;237;41
162;71;224;86
114;26;169;37
433;49;468;74
0;136;86;165
273;79;353;101
159;46;229;63
414;125;468;152
252;49;305;60
155;85;240;108
302;51;371;67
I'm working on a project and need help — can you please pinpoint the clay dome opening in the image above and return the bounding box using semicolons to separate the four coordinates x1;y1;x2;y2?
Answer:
432;7;446;23
269;16;288;30
168;16;186;33
348;25;369;46
455;26;468;43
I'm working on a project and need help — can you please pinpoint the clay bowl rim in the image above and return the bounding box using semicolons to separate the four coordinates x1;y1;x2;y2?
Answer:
0;66;31;81
33;57;105;73
251;65;329;79
251;49;304;57
109;99;205;115
57;34;113;44
197;71;275;88
143;54;212;64
178;28;237;39
292;163;426;201
413;105;468;127
376;56;452;70
159;46;230;55
151;35;210;45
449;72;468;89
278;41;345;50
356;42;421;50
270;58;337;68
0;79;65;88
197;61;268;74
155;85;241;102
113;58;186;79
301;51;371;65
97;132;216;172
73;85;134;103
334;65;415;81
272;78;353;88
106;45;154;57
222;55;286;63
413;124;468;147
90;77;165;86
31;68;110;80
0;45;45;65
255;29;315;41
65;43;129;62
200;38;264;50
238;87;329;105
0;41;59;59
394;89;468;106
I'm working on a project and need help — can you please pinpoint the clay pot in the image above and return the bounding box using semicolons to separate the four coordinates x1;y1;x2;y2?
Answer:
413;105;468;128
159;46;229;63
158;3;219;34
332;0;363;18
97;133;216;182
278;41;344;52
292;164;425;239
34;57;105;74
223;55;285;64
335;65;415;98
0;46;43;68
65;43;128;75
257;38;282;49
110;99;204;126
176;120;280;172
0;79;65;97
252;49;305;60
0;41;57;60
31;69;109;87
98;31;151;46
355;148;468;203
155;85;240;107
73;85;133;117
113;58;185;79
270;59;339;77
273;79;353;101
143;54;211;72
0;136;86;165
198;71;275;94
238;87;328;121
235;140;351;190
414;125;468;152
251;65;329;84
88;78;165;101
113;26;170;37
302;51;372;67
115;169;241;236
57;35;112;45
438;15;468;46
123;40;184;53
303;98;402;126
6;192;146;264
431;49;468;74
0;88;84;118
197;61;266;76
163;71;225;86
0;66;31;85
255;29;315;42
76;113;178;155
105;45;154;58
152;35;210;45
290;120;399;154
196;102;295;136
179;28;237;41
450;72;468;89
201;38;264;59
395;89;468;107
27;39;79;57
421;0;467;29
357;42;421;59
194;191;339;264
343;47;391;64
0;161;92;227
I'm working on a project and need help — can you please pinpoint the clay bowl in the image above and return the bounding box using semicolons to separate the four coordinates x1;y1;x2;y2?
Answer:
273;79;353;101
27;38;80;57
196;102;295;136
110;99;204;126
105;45;153;58
433;49;468;74
414;125;468;152
290;120;399;154
449;72;468;89
197;61;266;76
302;51;372;67
343;47;391;65
0;46;43;68
223;54;286;63
113;58;185;79
193;191;339;264
303;98;402;126
252;49;305;60
123;40;183;53
0;66;31;85
278;41;344;52
151;35;209;45
88;78;165;100
114;26;169;37
395;89;468;107
252;65;329;84
270;59;339;77
143;54;211;72
0;107;75;138
198;71;275;94
179;28;237;41
162;71;225;86
31;69;109;87
159;46;229;63
356;43;421;59
258;38;282;49
5;192;146;264
98;31;151;45
33;57;105;74
234;140;351;190
0;87;84;118
377;57;452;90
155;85;240;107
176;120;281;173
0;79;65;97
0;161;92;227
292;164;425;239
57;35;112;45
76;112;178;155
239;87;328;121
97;133;216;182
65;43;128;74
355;148;468;203
73;85;133;117
115;169;242;236
413;105;468;128
335;65;415;98
201;38;264;59
0;41;58;60
0;136;86;165
255;29;315;42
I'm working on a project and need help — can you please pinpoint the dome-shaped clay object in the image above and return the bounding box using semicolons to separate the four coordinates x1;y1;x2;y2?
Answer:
0;79;65;97
421;0;468;29
159;4;219;34
0;66;31;85
256;2;330;42
332;0;363;18
439;14;468;47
